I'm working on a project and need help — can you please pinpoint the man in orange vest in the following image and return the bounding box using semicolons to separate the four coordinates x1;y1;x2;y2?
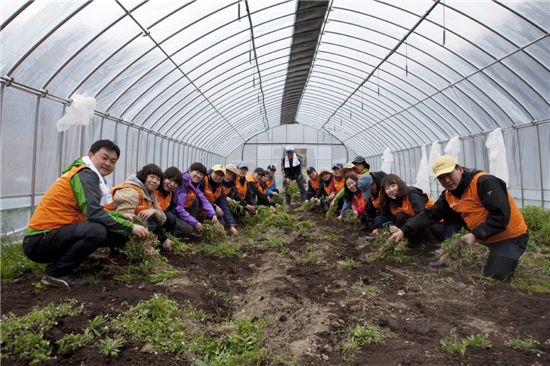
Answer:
22;140;149;288
305;167;320;200
265;165;279;198
234;161;257;213
201;164;238;235
390;155;528;280
247;167;271;206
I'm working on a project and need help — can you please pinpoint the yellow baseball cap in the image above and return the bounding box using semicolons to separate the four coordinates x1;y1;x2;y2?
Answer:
432;155;457;178
211;164;226;175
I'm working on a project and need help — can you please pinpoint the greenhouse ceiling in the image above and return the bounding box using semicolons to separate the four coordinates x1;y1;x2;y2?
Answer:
1;0;548;157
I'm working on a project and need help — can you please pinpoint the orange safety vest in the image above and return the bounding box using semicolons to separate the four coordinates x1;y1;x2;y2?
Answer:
323;182;332;195
351;192;367;215
390;193;434;217
106;183;152;213
27;164;89;231
203;176;223;203
371;195;381;209
235;177;248;200
222;184;232;196
332;177;345;193
310;177;320;191
265;175;274;190
246;175;267;194
153;190;172;211
184;187;197;208
445;172;527;244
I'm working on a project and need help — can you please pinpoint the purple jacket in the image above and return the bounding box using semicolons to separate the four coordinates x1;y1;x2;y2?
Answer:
175;172;215;226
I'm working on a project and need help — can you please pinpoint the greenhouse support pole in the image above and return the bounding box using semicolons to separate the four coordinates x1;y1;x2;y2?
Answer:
536;124;544;208
515;127;525;208
30;96;41;214
124;125;130;179
57;105;67;176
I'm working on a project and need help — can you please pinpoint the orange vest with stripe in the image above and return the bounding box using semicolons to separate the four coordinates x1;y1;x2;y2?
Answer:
351;192;367;215
247;175;266;194
235;177;248;200
332;177;345;193
204;176;223;203
106;183;152;213
390;193;434;217
445;172;527;244
153;190;172;211
27;165;89;231
310;177;320;191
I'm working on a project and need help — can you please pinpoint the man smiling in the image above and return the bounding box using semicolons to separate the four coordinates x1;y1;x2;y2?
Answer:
390;155;528;280
23;140;148;288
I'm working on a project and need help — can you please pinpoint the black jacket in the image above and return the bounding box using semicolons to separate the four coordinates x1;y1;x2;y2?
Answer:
281;154;304;180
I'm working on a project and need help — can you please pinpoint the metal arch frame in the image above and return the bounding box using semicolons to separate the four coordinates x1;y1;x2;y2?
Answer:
377;0;546;118
319;0;442;131
0;0;33;31
347;34;549;144
41;1;149;90
113;0;246;142
97;2;295;119
6;1;94;77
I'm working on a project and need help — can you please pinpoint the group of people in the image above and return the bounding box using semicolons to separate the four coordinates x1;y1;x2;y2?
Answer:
301;154;528;281
23;140;528;288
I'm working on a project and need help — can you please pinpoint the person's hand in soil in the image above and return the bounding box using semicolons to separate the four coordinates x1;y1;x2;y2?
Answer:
215;205;224;218
229;225;238;236
461;232;476;246
389;228;404;242
210;215;219;225
122;212;136;221
194;222;204;233
161;238;172;252
226;197;234;205
371;228;380;236
388;225;399;234
138;208;156;221
337;215;343;221
245;204;256;213
132;224;149;239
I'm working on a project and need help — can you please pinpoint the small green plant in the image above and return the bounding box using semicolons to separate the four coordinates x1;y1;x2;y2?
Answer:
271;194;284;205
439;329;468;357
465;334;492;349
325;204;339;220
441;229;473;267
337;258;357;270
230;201;247;216
98;336;125;357
297;198;321;211
296;244;317;265
85;315;109;337
341;324;386;361
201;222;228;243
440;330;492;357
0;299;83;364
0;237;45;279
351;280;380;295
56;332;93;352
285;181;300;203
373;231;410;263
341;210;361;225
521;206;550;250
505;337;540;353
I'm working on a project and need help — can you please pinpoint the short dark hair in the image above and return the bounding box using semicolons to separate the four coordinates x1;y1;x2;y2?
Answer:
136;163;163;183
188;162;207;176
89;139;120;159
163;166;183;185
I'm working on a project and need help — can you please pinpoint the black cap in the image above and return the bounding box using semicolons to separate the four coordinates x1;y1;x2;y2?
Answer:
352;156;367;165
267;164;276;171
254;167;266;176
306;167;316;174
332;163;343;170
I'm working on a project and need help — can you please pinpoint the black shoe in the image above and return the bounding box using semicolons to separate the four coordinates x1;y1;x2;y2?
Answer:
41;272;86;288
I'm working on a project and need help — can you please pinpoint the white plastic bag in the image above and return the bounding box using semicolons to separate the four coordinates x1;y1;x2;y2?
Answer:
415;145;430;195
380;147;393;173
56;95;96;132
485;128;509;186
428;141;442;177
444;136;461;161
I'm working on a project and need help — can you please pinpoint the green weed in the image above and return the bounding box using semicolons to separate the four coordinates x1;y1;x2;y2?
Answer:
296;244;317;265
504;337;540;353
372;231;410;263
521;206;550;251
441;230;473;268
284;181;300;202
0;299;83;365
440;330;492;357
56;332;93;352
337;258;358;270
98;336;125;357
351;280;380;295
0;237;45;279
341;324;387;361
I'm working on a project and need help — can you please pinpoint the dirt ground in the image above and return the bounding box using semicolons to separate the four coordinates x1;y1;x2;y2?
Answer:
2;209;549;365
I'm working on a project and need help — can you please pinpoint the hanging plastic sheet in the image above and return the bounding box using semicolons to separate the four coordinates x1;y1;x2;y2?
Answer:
485;128;509;186
380;147;393;173
415;145;430;195
444;136;461;161
428;141;442;177
56;95;96;132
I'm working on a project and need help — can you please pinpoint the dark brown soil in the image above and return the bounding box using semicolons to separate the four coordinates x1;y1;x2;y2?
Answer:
2;210;549;365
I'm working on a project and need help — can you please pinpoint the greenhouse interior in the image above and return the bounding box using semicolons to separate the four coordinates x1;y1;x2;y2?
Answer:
1;1;549;365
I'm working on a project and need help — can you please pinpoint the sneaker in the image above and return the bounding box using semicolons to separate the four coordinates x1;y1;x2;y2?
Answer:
106;252;128;266
41;273;85;288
